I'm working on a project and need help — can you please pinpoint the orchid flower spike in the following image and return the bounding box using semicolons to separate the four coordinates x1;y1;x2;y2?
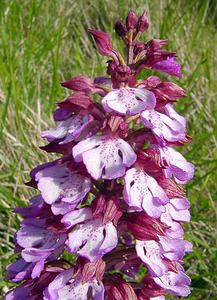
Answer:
4;9;194;300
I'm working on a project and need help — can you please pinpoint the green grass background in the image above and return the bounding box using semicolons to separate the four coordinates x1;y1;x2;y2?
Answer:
0;0;217;298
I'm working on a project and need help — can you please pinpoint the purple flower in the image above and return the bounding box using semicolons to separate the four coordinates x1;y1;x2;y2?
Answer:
141;104;186;145
136;240;168;277
136;236;190;277
124;166;169;218
157;146;194;184
35;162;91;207
152;57;182;78
16;218;67;278
73;134;137;179
153;265;191;297
42;113;93;144
62;208;118;262
102;87;156;115
4;268;61;300
14;194;45;218
62;207;93;228
6;258;34;282
69;219;117;262
44;267;105;300
160;197;190;238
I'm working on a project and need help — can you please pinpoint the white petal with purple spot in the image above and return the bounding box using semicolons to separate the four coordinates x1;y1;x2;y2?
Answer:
124;167;169;218
68;218;118;262
36;164;91;205
158;147;194;184
153;269;191;297
136;240;168;277
73;135;136;180
102;87;156;115
141;108;186;145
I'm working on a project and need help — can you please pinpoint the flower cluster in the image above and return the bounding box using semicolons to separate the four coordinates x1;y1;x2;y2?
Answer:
4;10;194;300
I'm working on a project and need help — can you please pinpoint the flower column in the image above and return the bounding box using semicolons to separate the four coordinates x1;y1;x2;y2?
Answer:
4;10;194;300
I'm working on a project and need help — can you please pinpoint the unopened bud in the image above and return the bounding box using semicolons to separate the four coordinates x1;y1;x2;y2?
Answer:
88;29;115;58
126;10;138;30
137;10;149;32
61;75;94;93
115;20;127;37
58;92;92;110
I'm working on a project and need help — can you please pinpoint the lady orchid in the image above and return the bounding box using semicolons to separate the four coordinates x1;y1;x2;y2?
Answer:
4;10;194;300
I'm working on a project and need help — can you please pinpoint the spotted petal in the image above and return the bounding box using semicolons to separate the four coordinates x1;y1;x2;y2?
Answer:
102;88;156;115
141;105;186;145
44;268;104;300
42;113;93;144
35;163;91;205
153;269;191;297
136;237;189;278
73;135;136;180
136;240;168;277
68;218;118;262
16;219;66;255
158;146;194;184
124;167;169;218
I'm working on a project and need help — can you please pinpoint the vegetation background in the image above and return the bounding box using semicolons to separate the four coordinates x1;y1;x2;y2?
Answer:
0;0;217;299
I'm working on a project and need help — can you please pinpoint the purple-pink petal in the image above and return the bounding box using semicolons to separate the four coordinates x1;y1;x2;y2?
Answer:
44;268;74;300
160;198;190;238
14;195;44;218
16;218;66;271
35;163;91;205
61;207;92;229
152;57;182;78
7;258;34;282
42;113;93;144
53;108;72;121
153;269;191;297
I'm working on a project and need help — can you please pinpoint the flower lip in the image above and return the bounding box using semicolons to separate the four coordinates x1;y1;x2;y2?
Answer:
123;166;169;218
102;87;156;116
73;134;137;180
